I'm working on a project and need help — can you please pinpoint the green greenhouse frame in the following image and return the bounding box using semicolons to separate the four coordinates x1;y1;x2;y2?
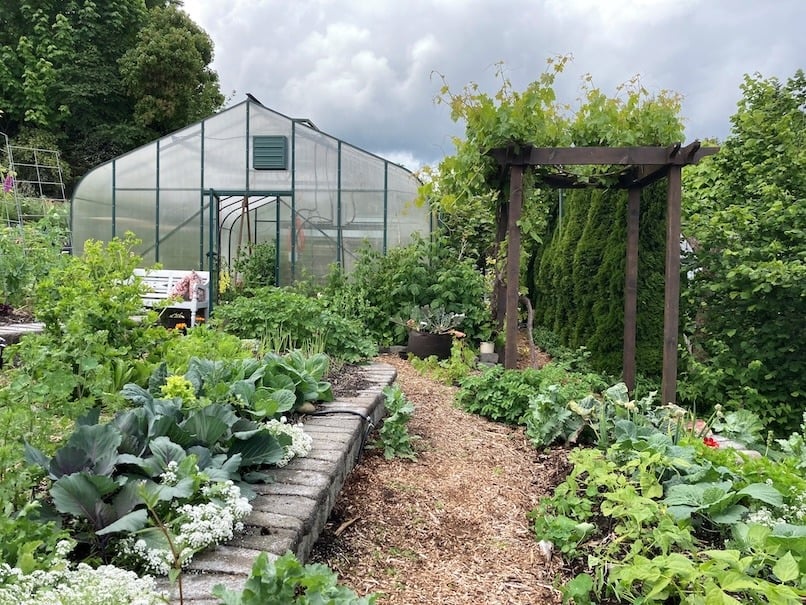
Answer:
71;95;430;294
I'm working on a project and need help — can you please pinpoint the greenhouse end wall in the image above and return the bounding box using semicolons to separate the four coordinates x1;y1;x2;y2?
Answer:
71;97;429;281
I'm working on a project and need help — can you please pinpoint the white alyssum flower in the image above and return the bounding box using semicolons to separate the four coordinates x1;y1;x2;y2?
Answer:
744;487;806;528
265;417;313;467
159;460;179;486
117;480;252;576
0;561;166;605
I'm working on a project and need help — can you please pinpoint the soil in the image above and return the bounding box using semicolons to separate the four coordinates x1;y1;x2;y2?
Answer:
310;349;570;604
0;305;35;326
328;363;374;398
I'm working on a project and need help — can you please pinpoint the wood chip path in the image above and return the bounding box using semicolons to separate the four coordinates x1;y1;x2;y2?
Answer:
311;354;568;604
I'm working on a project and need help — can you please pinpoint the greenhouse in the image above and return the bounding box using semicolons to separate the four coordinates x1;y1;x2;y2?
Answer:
71;95;430;286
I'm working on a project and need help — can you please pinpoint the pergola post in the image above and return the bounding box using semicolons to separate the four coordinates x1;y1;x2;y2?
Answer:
623;187;641;393
662;165;682;404
504;165;524;369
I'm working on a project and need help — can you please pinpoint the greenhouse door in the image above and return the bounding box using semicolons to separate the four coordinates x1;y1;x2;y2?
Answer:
206;189;301;298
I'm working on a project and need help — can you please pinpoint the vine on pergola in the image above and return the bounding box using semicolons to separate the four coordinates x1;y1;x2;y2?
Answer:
421;57;716;404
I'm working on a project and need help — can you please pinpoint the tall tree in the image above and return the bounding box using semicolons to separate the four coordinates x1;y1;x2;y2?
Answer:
119;3;224;135
682;70;805;433
0;0;223;187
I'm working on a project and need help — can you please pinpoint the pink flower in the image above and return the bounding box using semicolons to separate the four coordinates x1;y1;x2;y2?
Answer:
2;174;13;193
703;436;719;448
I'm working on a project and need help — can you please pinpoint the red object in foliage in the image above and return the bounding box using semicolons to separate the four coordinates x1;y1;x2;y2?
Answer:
703;436;719;448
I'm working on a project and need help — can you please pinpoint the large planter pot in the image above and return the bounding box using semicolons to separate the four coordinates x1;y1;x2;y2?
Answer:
407;330;453;360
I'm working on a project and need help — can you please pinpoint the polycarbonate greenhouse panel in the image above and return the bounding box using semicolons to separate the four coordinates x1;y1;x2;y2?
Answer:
387;169;425;247
158;189;204;269
248;107;293;189
71;162;113;246
160;124;202;190
114;189;157;263
115;145;156;190
204;104;248;190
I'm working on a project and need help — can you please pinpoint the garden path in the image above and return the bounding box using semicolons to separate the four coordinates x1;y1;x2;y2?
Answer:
310;354;567;604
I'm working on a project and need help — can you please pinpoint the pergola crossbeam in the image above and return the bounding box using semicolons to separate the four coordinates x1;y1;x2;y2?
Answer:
491;142;716;167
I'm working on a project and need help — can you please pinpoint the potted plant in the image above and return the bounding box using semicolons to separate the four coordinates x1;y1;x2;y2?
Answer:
403;305;465;360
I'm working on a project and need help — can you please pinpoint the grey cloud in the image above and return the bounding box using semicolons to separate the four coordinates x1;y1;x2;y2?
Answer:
184;0;805;169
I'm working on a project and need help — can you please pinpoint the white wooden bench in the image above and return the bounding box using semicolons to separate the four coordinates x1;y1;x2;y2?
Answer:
133;269;210;327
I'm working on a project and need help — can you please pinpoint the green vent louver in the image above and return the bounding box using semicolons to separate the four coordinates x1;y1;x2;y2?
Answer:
253;136;288;169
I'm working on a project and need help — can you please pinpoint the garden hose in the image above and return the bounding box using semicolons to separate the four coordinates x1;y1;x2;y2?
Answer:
304;409;375;464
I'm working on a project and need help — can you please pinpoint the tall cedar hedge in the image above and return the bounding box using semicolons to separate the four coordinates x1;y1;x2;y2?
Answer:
531;183;667;377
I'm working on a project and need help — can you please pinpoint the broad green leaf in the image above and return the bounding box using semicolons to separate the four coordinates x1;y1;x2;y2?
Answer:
604;382;629;404
121;383;153;406
181;411;229;446
772;551;799;583
664;482;718;507
229;379;255;404
703;584;743;605
23;442;50;471
229;430;284;467
767;523;806;554
737;483;783;507
96;509;148;536
662;552;696;575
717;570;759;592
258;388;296;414
113;480;144;516
710;504;747;525
148;436;187;468
262;372;298;393
51;472;118;521
305;353;329;380
49;423;123;478
150;415;193;448
645;576;671;600
150;476;195;502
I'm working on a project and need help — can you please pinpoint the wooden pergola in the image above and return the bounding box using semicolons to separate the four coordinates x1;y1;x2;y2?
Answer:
490;142;718;405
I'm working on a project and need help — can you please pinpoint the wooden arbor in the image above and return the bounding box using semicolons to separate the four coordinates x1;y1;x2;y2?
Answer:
490;142;718;405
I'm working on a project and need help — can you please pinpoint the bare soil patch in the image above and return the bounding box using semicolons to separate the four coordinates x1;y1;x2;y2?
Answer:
311;354;569;604
0;305;35;326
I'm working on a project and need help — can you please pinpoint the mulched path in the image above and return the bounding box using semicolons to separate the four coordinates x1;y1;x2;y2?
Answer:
311;354;569;604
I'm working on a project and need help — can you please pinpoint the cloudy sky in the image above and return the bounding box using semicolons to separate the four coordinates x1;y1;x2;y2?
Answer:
182;0;804;170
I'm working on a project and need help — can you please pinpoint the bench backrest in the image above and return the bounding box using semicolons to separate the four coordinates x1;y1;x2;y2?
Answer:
133;269;210;302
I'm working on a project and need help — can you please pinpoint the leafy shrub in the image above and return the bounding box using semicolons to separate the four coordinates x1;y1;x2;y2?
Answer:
212;286;377;363
0;501;71;572
533;438;806;604
233;241;277;289
213;551;376;604
0;208;68;308
409;339;478;385
24;395;281;565
327;235;491;345
456;366;544;424
2;234;174;417
681;70;806;435
457;364;607;426
162;325;252;373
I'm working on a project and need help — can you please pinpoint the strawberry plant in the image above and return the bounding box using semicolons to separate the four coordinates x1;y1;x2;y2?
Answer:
213;551;376;604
